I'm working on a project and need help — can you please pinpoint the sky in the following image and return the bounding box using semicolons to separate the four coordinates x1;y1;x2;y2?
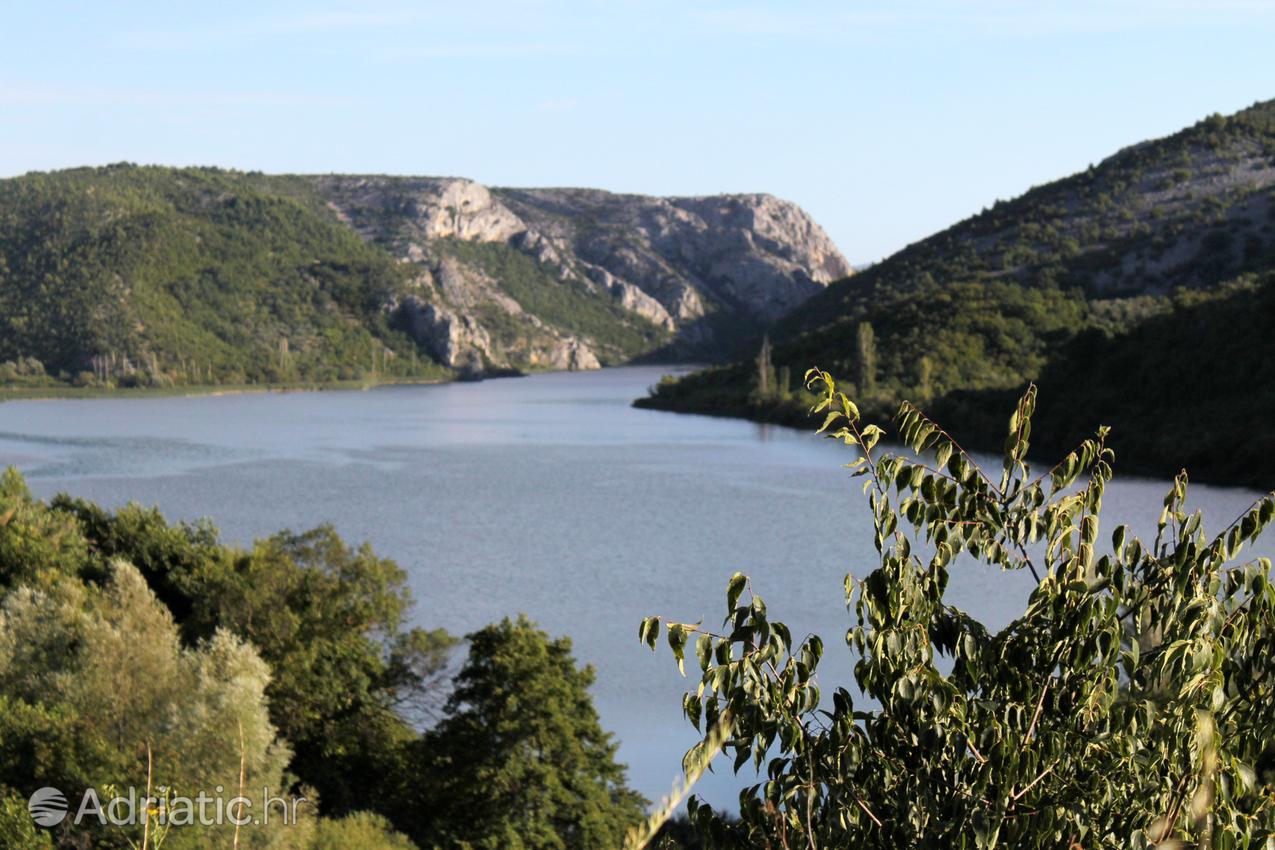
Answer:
3;1;1275;263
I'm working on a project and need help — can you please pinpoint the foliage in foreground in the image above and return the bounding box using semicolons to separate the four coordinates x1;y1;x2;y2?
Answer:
643;371;1275;848
43;495;457;822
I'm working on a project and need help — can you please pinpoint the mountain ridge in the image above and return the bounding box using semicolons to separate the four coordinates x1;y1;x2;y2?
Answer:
0;165;847;388
640;98;1275;485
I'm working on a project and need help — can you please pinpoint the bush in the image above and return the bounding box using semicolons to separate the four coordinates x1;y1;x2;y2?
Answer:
0;786;54;849
309;812;416;850
643;373;1275;848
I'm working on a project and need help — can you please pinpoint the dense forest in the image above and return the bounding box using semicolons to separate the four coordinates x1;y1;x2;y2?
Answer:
0;166;448;389
639;99;1275;486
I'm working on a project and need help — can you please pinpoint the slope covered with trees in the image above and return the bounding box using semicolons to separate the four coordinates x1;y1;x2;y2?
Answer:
0;165;847;392
0;165;444;389
640;99;1275;485
933;270;1275;486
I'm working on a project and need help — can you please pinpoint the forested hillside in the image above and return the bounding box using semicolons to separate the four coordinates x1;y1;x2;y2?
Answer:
933;270;1275;485
0;166;846;390
640;98;1275;485
0;166;441;388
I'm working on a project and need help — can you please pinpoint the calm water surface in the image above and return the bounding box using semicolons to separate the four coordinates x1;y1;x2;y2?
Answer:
0;367;1265;807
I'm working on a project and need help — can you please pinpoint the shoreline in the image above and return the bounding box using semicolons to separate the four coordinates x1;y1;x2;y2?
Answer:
0;375;454;405
0;363;681;405
635;394;1273;493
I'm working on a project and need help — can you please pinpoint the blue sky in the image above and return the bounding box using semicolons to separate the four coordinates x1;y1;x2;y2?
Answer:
3;1;1274;261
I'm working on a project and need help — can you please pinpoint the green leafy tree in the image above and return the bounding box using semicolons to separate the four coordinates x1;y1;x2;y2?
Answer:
0;561;295;850
50;499;457;820
408;616;646;850
642;371;1275;848
1;474;455;846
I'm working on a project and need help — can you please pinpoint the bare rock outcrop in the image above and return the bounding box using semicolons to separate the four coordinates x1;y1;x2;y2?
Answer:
309;175;525;247
307;175;850;374
496;188;852;323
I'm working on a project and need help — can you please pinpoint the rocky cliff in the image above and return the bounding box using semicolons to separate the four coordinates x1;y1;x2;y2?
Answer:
304;176;850;373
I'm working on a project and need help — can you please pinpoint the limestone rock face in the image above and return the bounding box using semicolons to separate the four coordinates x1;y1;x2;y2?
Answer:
392;296;491;375
310;175;525;246
410;179;525;242
497;188;852;322
307;175;849;374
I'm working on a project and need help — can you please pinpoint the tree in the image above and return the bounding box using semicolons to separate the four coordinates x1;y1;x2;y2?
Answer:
309;812;416;850
0;561;296;850
917;354;934;402
753;336;777;402
855;321;877;395
409;617;646;850
642;371;1275;848
50;501;457;821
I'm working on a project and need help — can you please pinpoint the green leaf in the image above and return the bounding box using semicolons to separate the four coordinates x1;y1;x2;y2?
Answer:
727;571;747;611
667;622;689;675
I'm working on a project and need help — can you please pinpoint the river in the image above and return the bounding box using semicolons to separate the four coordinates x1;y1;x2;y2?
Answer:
0;366;1264;808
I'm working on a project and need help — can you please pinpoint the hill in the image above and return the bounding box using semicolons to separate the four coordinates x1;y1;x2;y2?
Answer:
0;166;847;389
0;165;441;388
639;99;1275;486
301;175;850;371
